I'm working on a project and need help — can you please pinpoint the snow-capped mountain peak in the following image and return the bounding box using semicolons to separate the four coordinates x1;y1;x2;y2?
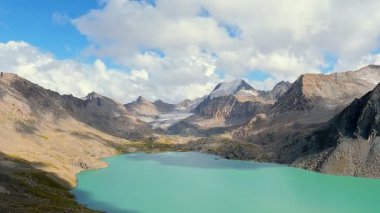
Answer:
209;79;254;99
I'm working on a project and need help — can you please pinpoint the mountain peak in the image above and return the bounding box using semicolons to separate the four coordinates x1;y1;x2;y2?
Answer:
154;99;164;104
272;81;292;91
359;64;380;70
136;96;149;103
271;81;292;99
275;80;291;86
210;79;254;99
86;91;104;100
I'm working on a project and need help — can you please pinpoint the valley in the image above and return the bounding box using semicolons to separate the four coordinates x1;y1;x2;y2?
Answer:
2;65;380;211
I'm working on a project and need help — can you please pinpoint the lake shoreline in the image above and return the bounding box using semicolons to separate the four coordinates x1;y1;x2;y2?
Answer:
72;152;380;213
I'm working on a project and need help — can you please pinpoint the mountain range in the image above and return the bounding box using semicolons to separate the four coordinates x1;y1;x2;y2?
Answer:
2;65;380;210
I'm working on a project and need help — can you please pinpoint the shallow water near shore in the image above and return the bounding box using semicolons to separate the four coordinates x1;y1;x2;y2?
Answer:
72;152;380;213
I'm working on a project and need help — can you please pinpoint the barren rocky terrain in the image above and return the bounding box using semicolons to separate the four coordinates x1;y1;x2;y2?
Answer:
2;65;380;211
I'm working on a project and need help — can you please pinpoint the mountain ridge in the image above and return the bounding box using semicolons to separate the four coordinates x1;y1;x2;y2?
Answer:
3;65;380;181
293;82;380;178
1;72;152;140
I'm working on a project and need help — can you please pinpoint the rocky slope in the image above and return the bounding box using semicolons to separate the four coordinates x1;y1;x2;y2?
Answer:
193;95;271;126
233;65;380;155
0;72;183;210
65;93;152;140
184;65;380;176
153;99;176;113
169;80;291;135
271;65;380;116
294;82;380;178
0;73;141;186
6;73;152;140
194;79;291;123
176;96;205;112
2;63;380;211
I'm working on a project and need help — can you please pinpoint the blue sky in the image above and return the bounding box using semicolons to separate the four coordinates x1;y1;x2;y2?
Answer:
0;0;99;59
320;53;338;73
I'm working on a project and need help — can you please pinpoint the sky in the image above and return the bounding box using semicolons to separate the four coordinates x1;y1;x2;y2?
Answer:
1;0;380;103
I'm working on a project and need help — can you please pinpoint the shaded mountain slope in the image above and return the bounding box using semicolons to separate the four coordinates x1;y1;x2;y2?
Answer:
234;65;380;150
0;153;97;212
0;73;136;187
292;83;380;178
4;73;152;140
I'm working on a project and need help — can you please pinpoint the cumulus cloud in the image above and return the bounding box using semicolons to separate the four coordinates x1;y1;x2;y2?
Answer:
3;1;380;103
72;0;380;88
0;41;217;103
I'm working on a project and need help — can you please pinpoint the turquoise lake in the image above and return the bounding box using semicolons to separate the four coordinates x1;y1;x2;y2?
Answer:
72;152;380;213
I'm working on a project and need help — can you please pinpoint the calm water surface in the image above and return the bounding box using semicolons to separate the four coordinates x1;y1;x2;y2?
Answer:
72;152;380;213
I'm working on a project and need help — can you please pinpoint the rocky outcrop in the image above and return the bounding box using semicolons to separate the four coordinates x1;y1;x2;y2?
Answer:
294;82;380;178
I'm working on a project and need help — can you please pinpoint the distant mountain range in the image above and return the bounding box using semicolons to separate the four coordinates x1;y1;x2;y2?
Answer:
2;64;380;186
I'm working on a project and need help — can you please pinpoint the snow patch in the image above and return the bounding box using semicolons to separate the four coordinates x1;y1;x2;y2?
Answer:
210;79;250;99
149;112;193;129
235;88;259;97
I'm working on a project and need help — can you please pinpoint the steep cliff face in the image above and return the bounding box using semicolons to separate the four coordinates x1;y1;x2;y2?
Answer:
302;83;380;151
231;65;380;167
294;83;380;178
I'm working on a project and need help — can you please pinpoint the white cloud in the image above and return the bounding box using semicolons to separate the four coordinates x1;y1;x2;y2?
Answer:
130;69;149;81
72;0;380;89
3;1;380;103
0;41;219;103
